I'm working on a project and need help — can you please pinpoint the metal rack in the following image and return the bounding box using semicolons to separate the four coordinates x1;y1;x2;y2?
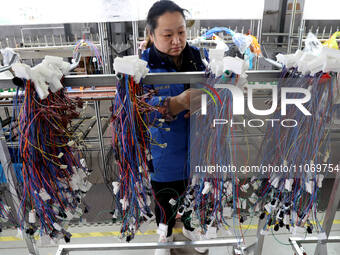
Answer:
55;239;241;255
0;71;339;255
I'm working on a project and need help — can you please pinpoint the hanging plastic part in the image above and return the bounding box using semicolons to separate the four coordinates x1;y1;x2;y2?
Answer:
317;174;324;188
223;56;248;76
39;188;51;201
223;206;233;217
305;180;314;194
232;33;253;54
157;223;168;237
208;48;224;76
323;31;340;49
11;55;73;99
113;55;149;83
29;210;36;224
285;179;294;192
202;181;211;194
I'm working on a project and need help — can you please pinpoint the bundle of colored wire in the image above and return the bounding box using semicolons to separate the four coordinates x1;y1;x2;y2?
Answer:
185;72;249;241
73;39;103;69
15;78;91;242
111;74;163;241
254;68;336;235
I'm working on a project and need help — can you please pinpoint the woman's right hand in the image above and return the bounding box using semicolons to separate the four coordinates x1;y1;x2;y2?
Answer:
169;89;202;117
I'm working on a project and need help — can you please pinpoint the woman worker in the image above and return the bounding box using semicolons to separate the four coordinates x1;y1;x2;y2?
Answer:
141;1;209;254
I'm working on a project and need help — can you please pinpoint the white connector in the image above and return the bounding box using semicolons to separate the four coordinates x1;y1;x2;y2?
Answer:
157;223;168;237
270;176;280;188
285;179;294;192
202;181;211;194
80;158;87;168
67;140;75;147
323;151;330;163
305;180;314;194
240;183;249;192
317;174;324;188
159;143;167;149
283;214;290;225
248;193;258;204
264;202;272;214
53;222;62;231
223;57;248;75
29;210;36;223
169;198;177;206
39;188;51;201
120;198;129;210
113;56;149;83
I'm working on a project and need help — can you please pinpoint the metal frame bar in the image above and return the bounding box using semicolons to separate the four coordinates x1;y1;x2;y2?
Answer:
289;236;340;255
132;20;139;55
0;122;40;255
98;22;112;74
0;71;282;89
315;170;340;255
55;238;241;255
255;19;263;69
287;0;298;54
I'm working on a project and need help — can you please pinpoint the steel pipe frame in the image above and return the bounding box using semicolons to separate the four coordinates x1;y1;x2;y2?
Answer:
0;70;282;89
55;238;241;255
0;122;40;255
287;0;298;54
289;236;340;255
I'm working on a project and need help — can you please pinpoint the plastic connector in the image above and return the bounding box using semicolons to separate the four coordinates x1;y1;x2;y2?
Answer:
270;176;280;188
120;198;129;210
157;223;168;237
317;174;324;188
209;48;224;77
52;222;62;231
159;143;167;148
113;56;149;83
223;57;247;75
67;140;75;147
202;181;211;194
305;180;314;194
284;179;294;192
169;198;177;206
29;210;36;224
39;188;51;201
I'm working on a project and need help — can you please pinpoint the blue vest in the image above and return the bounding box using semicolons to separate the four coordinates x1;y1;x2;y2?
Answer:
141;44;206;182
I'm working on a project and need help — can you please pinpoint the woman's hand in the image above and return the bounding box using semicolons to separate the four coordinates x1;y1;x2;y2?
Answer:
169;89;203;117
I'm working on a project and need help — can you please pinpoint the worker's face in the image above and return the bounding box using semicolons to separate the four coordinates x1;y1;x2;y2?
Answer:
150;11;187;56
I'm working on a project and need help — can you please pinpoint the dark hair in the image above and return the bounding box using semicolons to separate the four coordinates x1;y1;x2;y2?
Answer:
146;0;187;34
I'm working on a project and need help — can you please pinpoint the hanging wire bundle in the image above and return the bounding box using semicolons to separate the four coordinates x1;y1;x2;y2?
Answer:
73;39;103;69
253;68;337;236
15;79;91;242
111;74;165;241
184;72;251;240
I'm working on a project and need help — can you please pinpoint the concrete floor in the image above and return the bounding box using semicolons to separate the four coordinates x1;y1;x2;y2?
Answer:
1;211;340;255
